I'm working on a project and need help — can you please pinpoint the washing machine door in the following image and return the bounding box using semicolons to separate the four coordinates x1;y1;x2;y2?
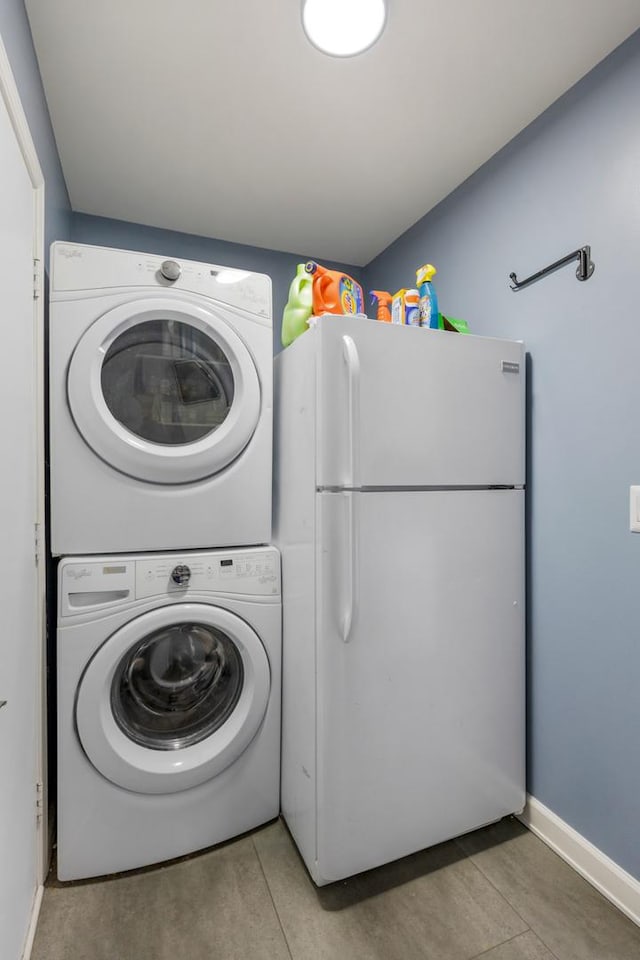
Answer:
76;604;271;795
67;298;261;483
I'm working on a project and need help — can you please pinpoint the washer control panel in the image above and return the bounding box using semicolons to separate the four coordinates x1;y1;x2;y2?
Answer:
59;548;280;619
135;548;280;599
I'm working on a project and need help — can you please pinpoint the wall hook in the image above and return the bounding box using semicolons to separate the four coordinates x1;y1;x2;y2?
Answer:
509;245;595;291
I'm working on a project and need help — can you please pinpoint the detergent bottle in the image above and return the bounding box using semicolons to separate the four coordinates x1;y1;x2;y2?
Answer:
281;263;313;347
305;261;365;316
370;291;392;323
416;264;439;328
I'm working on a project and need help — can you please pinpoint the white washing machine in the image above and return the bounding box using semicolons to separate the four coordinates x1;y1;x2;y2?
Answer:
56;547;281;881
49;242;273;555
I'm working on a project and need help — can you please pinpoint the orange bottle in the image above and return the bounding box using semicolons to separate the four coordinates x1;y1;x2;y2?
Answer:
305;261;365;316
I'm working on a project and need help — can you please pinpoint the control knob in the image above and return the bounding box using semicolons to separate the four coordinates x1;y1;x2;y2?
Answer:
159;259;181;282
171;564;191;586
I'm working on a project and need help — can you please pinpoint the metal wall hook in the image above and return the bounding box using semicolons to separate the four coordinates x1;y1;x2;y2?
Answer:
509;245;595;291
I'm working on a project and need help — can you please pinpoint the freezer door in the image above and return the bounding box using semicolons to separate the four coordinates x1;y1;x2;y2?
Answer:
316;316;524;488
315;489;525;884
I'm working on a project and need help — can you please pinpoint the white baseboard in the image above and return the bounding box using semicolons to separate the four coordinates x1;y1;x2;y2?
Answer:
21;885;43;960
519;795;640;929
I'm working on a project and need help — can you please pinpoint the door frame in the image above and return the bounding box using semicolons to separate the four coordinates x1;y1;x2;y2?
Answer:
0;33;47;892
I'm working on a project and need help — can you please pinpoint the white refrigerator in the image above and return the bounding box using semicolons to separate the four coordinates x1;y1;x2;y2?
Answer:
274;315;525;886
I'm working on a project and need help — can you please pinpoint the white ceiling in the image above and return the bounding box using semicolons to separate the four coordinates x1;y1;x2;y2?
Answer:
25;1;640;266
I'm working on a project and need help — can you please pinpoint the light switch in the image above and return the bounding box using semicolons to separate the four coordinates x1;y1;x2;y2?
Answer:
630;486;640;532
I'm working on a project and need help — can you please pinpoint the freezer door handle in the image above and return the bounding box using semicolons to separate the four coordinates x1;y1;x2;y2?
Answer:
341;491;359;643
342;335;360;488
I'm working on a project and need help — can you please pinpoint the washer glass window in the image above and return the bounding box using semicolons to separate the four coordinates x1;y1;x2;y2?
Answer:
111;622;244;750
101;319;235;445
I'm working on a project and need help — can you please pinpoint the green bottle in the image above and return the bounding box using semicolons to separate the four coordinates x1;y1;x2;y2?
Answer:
281;263;313;347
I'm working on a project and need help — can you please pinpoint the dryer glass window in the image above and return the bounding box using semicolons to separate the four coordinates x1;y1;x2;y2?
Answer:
111;622;244;750
101;320;235;445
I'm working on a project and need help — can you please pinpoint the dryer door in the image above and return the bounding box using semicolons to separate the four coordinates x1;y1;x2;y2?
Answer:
76;604;271;794
67;298;261;483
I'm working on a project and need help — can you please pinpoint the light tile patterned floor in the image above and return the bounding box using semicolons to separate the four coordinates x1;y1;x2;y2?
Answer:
32;817;640;960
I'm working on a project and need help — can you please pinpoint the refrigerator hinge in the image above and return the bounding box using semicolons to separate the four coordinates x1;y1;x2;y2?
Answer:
34;522;41;565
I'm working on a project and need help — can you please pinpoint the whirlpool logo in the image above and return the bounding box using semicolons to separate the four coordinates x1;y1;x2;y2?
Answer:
66;568;91;580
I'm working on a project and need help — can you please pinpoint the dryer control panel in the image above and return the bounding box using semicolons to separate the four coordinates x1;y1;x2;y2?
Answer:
50;242;272;320
59;547;280;618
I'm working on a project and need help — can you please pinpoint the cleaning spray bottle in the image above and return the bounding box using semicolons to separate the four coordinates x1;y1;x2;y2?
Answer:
370;291;392;323
305;261;365;316
416;263;439;328
281;263;313;347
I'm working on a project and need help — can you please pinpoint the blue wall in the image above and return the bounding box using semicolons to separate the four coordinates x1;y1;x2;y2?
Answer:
72;213;363;353
0;0;71;250
365;30;640;880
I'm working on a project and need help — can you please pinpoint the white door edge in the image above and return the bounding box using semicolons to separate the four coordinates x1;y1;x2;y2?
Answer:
0;31;47;888
20;885;43;960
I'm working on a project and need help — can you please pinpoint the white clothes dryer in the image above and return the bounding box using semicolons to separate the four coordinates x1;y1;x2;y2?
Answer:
56;547;281;881
49;242;273;555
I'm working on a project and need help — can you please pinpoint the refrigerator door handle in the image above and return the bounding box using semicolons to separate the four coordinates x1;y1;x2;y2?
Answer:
342;335;361;488
341;491;359;643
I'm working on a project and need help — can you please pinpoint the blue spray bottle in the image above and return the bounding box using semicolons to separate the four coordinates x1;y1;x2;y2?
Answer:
416;263;438;328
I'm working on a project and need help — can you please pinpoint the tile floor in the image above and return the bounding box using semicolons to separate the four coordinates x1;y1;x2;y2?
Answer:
32;817;640;960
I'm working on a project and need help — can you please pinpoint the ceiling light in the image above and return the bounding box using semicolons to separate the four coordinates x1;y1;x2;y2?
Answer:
302;0;387;58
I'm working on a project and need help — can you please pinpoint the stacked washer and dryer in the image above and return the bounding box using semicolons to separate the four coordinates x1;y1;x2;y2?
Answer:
49;242;280;881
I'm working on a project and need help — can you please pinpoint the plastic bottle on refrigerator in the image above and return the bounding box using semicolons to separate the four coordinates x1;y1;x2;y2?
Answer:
305;261;364;316
416;264;438;328
281;263;313;347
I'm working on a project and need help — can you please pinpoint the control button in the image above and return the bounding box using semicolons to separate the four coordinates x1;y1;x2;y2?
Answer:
171;564;191;586
159;259;181;282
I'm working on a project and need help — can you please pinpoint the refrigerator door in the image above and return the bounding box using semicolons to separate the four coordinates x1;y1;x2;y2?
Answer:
315;316;524;488
315;488;525;884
